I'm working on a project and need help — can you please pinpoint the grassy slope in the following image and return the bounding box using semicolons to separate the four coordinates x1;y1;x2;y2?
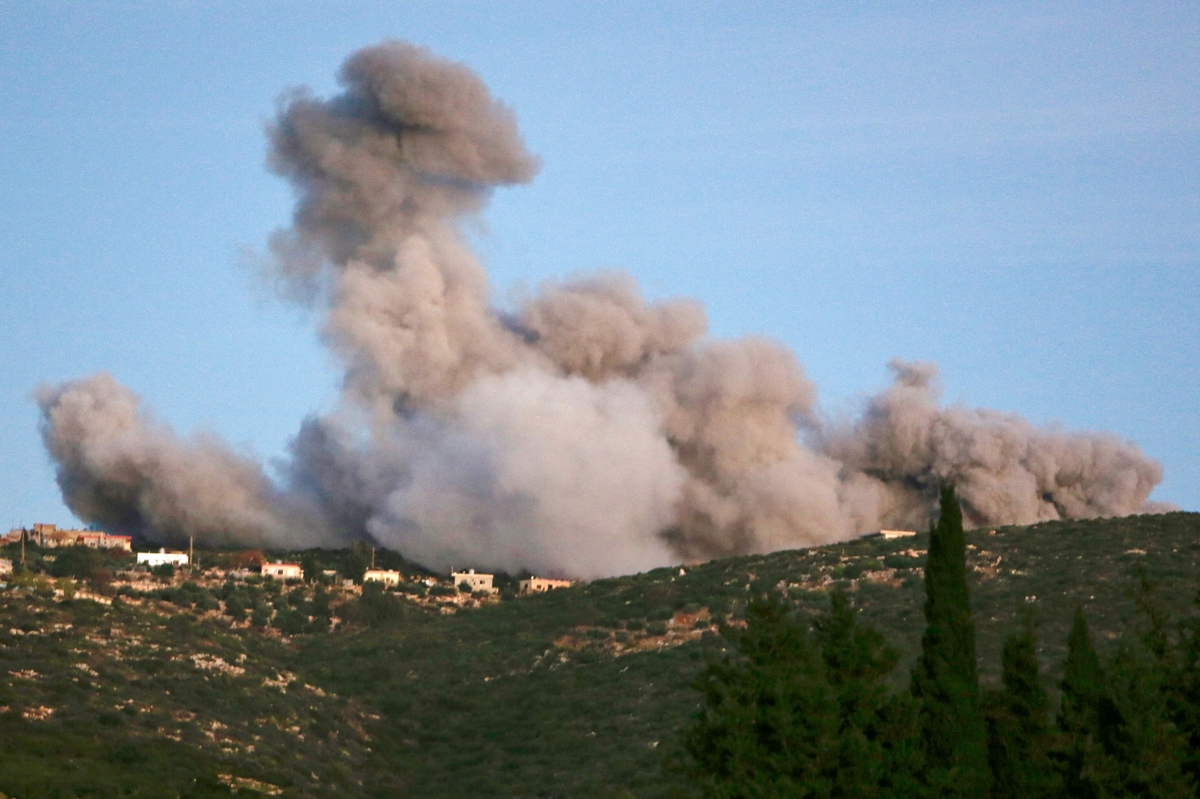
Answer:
1;512;1198;798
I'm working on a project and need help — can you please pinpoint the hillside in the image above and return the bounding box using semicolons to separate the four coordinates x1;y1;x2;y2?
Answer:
1;512;1198;798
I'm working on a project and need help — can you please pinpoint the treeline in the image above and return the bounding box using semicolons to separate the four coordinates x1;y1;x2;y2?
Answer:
684;487;1200;798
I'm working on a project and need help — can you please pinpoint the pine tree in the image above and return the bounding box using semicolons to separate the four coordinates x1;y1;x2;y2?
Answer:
1164;589;1200;787
1055;606;1193;798
686;592;840;798
815;587;922;797
910;485;989;798
985;620;1059;798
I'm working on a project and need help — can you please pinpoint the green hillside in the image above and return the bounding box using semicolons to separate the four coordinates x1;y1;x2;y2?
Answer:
1;512;1198;798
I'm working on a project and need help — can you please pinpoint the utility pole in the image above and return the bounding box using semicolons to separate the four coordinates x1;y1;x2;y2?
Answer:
20;528;26;566
370;546;376;570
189;535;195;571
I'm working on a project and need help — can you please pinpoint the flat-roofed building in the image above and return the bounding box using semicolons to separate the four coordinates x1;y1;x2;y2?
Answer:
519;576;573;594
0;558;12;577
137;549;190;567
450;569;494;593
261;561;303;580
5;524;131;551
363;569;401;586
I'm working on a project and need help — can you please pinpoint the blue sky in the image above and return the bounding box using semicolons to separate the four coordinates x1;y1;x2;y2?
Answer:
1;0;1197;528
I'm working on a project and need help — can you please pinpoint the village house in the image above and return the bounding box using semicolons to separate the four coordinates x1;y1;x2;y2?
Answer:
0;558;11;577
261;561;303;580
4;524;131;551
363;569;401;586
519;576;573;594
451;568;495;593
137;549;190;567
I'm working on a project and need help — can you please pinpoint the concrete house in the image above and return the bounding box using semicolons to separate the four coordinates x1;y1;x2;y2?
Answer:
451;569;494;593
261;561;303;580
363;569;401;586
137;549;190;567
519;576;573;594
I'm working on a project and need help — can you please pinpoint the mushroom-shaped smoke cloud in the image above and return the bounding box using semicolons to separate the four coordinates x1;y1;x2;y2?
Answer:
36;42;1171;579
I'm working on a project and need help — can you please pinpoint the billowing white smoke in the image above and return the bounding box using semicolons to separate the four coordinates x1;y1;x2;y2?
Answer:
35;42;1171;578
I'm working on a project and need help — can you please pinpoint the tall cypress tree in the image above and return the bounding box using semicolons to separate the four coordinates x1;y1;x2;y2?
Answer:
911;485;989;797
986;620;1059;798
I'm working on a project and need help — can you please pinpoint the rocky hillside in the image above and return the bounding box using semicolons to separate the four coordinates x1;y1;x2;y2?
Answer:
1;511;1197;798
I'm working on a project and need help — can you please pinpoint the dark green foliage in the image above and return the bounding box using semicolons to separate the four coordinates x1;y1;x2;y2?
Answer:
911;486;989;797
685;593;839;797
273;608;306;635
47;545;122;586
345;542;371;584
812;588;921;796
301;553;320;584
685;590;919;797
1164;589;1200;785
348;581;408;627
3;513;1200;798
985;620;1059;798
1054;605;1194;798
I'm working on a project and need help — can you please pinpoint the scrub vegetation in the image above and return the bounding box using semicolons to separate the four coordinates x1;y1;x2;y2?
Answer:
1;510;1198;797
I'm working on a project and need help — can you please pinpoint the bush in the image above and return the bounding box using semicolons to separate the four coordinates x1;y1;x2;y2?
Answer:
250;603;272;627
274;609;306;635
647;606;674;621
646;622;668;636
349;581;407;628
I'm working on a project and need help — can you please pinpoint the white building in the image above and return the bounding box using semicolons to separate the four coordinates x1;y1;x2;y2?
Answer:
137;549;189;567
880;529;917;539
0;558;12;577
451;569;494;593
261;561;303;580
363;569;401;586
519;576;573;594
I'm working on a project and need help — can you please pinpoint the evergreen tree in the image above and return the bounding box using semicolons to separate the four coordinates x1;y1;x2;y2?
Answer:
1164;589;1200;787
985;620;1059;798
814;587;922;797
686;592;840;798
1056;606;1194;799
910;485;989;798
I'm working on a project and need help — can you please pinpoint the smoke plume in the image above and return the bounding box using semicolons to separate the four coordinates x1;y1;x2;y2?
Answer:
36;41;1171;578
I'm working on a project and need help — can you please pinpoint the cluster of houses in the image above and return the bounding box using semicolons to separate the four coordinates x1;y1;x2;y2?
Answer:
3;523;577;596
3;524;132;551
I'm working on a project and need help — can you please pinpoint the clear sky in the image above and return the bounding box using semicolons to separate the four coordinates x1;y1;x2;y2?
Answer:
1;0;1197;529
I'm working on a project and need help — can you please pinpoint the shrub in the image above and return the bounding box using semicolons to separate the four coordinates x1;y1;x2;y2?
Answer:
646;622;668;636
274;609;306;635
647;606;673;621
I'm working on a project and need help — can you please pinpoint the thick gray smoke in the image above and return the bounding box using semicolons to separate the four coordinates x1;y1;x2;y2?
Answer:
36;41;1172;578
